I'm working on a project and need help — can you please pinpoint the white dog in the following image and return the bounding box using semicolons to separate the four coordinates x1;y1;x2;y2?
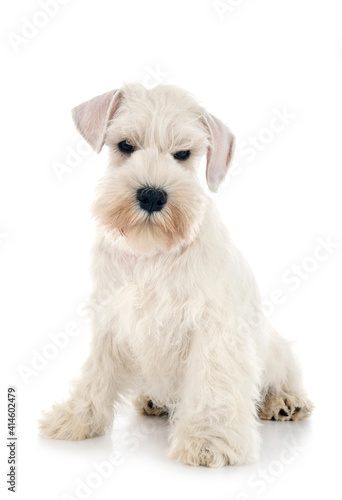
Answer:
40;83;312;467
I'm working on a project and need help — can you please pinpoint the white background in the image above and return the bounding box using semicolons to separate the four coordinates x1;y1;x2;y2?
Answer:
1;0;342;498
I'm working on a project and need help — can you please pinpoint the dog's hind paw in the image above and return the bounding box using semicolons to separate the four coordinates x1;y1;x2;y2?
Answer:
259;392;313;421
134;395;169;417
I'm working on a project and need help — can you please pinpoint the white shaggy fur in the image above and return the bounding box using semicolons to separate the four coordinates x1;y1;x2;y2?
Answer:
39;83;312;467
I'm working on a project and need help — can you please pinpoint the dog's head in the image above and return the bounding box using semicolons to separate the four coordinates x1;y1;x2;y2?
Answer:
72;84;235;254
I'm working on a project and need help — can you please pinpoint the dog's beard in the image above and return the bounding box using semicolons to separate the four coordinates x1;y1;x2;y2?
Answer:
92;177;206;254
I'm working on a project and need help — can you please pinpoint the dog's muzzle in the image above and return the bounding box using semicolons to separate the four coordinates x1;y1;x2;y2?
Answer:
137;186;168;214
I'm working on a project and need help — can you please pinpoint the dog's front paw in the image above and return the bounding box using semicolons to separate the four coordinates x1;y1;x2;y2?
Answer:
259;392;313;422
169;423;259;467
39;400;111;440
169;436;241;467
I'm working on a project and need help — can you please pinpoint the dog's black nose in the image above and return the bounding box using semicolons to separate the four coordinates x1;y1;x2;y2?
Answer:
137;187;168;213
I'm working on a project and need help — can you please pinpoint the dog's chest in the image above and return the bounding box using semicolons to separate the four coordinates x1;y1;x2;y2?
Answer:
110;263;191;393
109;253;193;350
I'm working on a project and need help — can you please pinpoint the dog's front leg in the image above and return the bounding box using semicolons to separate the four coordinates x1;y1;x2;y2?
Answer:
168;327;261;467
39;330;126;440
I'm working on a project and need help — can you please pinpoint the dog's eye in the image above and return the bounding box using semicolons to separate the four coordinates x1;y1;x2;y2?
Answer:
118;140;135;154
173;150;191;161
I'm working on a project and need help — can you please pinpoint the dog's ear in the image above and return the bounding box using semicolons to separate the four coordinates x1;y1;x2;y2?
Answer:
71;89;121;153
202;111;235;193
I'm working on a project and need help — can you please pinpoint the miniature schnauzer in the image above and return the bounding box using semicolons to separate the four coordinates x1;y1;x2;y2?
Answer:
40;83;312;467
